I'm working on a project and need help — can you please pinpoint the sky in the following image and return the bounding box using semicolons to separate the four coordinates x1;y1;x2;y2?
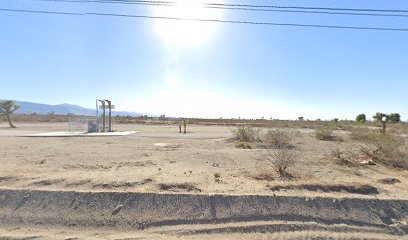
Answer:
1;0;408;120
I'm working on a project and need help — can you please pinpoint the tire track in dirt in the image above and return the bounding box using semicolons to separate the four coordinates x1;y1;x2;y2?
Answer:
0;188;406;237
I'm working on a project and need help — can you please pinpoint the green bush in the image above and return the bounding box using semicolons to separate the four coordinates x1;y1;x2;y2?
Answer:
388;113;401;124
356;114;366;123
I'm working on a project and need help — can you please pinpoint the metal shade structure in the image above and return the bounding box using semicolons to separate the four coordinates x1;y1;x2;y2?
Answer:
96;99;114;132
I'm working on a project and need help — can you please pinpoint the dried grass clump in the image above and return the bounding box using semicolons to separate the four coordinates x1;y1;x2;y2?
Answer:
315;128;336;141
235;142;252;149
231;125;260;142
326;144;358;166
264;148;299;180
349;127;407;169
358;132;408;169
263;130;295;149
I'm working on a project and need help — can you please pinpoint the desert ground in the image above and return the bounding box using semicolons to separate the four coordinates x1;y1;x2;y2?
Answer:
0;121;407;239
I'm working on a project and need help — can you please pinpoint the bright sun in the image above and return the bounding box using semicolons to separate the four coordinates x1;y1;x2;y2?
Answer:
153;0;224;46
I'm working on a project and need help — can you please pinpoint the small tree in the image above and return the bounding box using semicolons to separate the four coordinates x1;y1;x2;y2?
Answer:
298;116;304;121
373;112;388;134
0;100;20;128
373;112;386;122
388;113;401;124
356;114;366;123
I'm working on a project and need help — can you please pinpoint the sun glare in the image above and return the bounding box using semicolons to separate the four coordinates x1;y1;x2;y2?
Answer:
153;0;224;46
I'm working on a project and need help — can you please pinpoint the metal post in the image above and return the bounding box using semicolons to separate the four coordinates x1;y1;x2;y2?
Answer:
106;100;112;132
98;100;106;132
96;99;99;124
102;101;106;132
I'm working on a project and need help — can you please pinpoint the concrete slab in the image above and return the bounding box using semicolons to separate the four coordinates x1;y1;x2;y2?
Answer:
23;131;138;137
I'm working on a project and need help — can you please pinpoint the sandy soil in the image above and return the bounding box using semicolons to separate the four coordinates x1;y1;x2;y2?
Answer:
0;122;407;199
0;122;407;239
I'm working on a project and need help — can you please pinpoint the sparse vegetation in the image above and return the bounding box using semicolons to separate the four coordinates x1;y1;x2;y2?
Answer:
326;144;358;166
231;125;260;142
214;172;221;183
264;148;298;180
262;130;294;149
235;142;252;149
349;127;373;141
358;132;408;169
315;128;335;141
348;127;408;169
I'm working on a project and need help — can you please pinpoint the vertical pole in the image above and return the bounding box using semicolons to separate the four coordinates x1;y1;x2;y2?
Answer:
98;100;106;132
382;121;386;134
96;99;100;132
102;101;106;132
106;100;112;132
96;99;98;123
381;116;387;134
68;114;71;132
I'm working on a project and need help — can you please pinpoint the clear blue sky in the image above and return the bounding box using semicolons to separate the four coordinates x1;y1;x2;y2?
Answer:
1;0;408;120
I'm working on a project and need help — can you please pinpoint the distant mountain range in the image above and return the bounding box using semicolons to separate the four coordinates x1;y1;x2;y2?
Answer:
4;100;144;117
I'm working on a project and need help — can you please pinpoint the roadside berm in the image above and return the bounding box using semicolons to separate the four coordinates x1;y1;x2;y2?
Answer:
0;188;407;239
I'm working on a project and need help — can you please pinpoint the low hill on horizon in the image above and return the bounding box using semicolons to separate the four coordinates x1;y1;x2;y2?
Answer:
3;100;144;117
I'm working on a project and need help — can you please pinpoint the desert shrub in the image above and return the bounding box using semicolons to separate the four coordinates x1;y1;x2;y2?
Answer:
357;132;408;169
235;142;252;149
326;144;358;166
327;144;342;159
315;128;335;141
262;130;295;149
214;172;221;183
264;148;299;180
349;127;375;141
231;125;260;142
